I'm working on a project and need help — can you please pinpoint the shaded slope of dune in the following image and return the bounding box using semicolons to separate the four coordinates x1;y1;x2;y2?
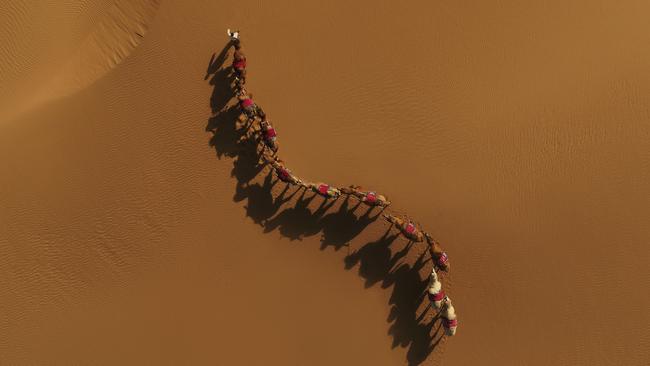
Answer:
0;0;160;122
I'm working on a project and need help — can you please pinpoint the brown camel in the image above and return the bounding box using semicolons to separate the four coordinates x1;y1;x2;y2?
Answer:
232;41;247;84
237;88;259;118
302;182;341;199
424;232;450;272
382;214;424;242
340;185;390;207
262;154;301;185
258;119;279;154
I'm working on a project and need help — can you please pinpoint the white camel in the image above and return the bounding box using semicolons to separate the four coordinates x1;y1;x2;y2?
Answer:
427;268;445;309
441;296;458;336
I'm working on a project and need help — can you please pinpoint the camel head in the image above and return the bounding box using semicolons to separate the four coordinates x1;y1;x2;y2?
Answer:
443;296;452;307
430;267;439;280
383;214;395;223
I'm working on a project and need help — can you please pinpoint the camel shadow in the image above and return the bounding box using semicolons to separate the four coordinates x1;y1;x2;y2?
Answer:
204;42;441;365
263;188;331;240
320;196;382;251
235;170;303;226
345;229;444;364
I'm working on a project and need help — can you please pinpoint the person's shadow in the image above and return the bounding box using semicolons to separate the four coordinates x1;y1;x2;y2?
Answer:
204;41;443;365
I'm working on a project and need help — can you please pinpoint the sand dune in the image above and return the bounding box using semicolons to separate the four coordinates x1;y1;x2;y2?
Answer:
0;0;160;122
1;0;650;365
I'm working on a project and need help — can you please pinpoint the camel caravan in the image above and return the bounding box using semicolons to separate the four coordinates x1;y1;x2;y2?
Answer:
222;29;459;337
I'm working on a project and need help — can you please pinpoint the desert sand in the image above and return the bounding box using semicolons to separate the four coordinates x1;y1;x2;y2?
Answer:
1;1;650;365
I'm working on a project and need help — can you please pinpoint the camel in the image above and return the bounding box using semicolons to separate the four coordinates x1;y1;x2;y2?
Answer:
303;182;341;199
441;296;458;336
340;185;390;207
237;88;259;118
424;232;450;272
262;154;301;185
258;120;279;154
382;214;424;242
232;41;247;84
427;268;445;309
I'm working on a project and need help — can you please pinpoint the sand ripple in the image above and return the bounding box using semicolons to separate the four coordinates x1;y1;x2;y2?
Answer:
0;0;160;122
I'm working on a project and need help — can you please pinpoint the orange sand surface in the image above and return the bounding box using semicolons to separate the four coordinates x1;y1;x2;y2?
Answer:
1;1;650;365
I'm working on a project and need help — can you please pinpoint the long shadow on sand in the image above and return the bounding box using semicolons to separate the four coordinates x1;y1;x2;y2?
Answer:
205;42;444;365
